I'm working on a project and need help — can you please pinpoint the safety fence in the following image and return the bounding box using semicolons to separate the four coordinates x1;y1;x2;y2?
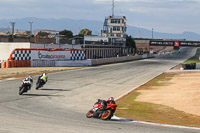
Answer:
31;60;56;67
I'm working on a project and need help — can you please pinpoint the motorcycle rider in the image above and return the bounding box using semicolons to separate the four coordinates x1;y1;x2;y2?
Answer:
19;76;33;90
96;97;115;111
36;73;48;87
107;97;115;104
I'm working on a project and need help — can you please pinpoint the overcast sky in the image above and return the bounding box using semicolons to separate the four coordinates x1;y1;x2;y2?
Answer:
0;0;200;34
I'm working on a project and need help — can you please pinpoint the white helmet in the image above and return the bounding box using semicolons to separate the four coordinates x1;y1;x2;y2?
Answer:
43;73;47;78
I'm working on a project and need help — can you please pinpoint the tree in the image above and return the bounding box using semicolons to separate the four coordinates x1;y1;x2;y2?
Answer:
37;31;48;37
78;28;92;37
126;35;136;48
59;29;73;38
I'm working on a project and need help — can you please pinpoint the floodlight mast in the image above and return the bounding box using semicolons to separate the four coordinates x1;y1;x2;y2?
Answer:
10;22;15;38
10;22;15;35
29;22;33;36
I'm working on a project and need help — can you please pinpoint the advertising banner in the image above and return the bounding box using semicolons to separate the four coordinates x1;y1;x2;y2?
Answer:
180;41;200;47
31;50;71;60
150;41;174;46
174;41;180;47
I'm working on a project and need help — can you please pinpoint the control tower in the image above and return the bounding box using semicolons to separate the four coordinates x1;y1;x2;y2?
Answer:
101;0;127;46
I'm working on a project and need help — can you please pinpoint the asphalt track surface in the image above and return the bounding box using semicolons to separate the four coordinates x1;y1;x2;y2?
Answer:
0;47;199;133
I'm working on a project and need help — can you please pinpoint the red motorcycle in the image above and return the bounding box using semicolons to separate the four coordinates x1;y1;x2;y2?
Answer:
86;100;117;120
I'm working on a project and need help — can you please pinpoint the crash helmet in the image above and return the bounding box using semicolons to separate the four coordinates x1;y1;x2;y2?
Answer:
108;97;114;101
29;75;32;79
43;73;48;78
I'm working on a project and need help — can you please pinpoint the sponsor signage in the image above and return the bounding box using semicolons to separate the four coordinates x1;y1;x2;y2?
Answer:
150;41;174;46
150;40;200;47
31;50;71;60
180;42;200;47
174;41;180;47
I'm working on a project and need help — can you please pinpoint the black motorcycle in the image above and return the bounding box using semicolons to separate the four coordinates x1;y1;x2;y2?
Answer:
36;78;46;90
19;80;32;95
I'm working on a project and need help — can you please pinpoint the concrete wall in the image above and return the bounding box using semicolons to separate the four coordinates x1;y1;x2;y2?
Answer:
0;42;31;62
196;63;200;69
135;40;150;52
90;54;151;66
55;60;91;67
30;54;152;67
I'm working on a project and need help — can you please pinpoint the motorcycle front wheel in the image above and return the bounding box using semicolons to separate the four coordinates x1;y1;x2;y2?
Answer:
101;110;113;120
36;82;40;90
19;87;25;95
86;110;94;118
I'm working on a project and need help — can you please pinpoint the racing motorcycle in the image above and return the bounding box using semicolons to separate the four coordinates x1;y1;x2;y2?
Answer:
86;100;117;120
19;80;32;95
35;78;46;90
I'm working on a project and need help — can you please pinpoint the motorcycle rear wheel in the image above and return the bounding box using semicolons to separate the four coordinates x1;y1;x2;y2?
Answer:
86;110;94;118
101;110;113;120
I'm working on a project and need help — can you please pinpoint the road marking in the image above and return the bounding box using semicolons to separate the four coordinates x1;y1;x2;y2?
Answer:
112;116;200;130
0;78;17;82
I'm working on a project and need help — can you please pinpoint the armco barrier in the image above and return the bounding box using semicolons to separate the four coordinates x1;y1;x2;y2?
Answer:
182;63;196;69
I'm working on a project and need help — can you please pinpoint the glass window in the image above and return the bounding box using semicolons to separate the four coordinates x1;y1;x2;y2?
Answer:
113;26;120;31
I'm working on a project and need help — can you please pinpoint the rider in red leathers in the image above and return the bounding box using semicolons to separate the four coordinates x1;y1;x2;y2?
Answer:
96;97;115;111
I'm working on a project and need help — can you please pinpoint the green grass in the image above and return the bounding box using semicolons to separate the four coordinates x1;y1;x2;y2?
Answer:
115;73;200;127
184;48;200;63
139;73;175;90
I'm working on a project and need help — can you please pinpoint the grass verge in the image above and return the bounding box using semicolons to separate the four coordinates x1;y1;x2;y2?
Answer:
115;73;200;127
184;48;200;63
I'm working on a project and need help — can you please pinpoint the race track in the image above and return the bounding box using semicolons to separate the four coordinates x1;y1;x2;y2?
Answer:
0;47;199;133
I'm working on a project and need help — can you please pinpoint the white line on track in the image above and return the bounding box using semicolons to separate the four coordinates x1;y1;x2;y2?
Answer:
112;116;200;130
0;78;17;82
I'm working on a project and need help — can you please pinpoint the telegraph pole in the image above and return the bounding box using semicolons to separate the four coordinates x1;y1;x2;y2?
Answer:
10;22;15;37
29;22;33;36
152;28;154;39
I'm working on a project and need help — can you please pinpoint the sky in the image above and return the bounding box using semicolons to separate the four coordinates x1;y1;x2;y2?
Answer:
0;0;200;34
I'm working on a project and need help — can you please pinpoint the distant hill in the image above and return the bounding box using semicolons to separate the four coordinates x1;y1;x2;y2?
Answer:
0;17;200;40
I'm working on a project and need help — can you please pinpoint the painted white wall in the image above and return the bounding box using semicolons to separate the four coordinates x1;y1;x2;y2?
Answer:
84;36;109;42
0;42;31;62
0;42;82;62
31;50;72;60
